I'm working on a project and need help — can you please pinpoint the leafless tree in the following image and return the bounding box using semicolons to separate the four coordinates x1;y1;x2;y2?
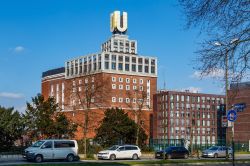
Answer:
126;87;150;145
179;0;250;85
64;73;110;156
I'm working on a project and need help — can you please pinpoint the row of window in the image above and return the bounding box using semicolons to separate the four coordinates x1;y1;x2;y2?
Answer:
111;77;146;84
160;94;224;104
112;84;144;91
112;97;148;103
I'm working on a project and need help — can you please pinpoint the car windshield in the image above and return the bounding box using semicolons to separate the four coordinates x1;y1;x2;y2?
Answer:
108;145;119;150
31;141;45;147
208;146;219;150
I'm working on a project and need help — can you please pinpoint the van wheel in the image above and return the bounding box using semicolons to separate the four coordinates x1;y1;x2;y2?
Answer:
214;153;218;158
110;154;116;160
67;154;74;162
184;153;188;159
132;154;138;160
35;154;43;163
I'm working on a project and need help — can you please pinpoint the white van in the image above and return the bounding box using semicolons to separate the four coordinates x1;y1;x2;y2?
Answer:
23;139;79;162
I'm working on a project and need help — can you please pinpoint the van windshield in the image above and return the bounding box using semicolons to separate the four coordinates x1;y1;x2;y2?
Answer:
108;145;119;150
31;141;45;147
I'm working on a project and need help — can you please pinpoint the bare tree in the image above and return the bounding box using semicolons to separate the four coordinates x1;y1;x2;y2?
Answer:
64;73;110;156
179;0;250;85
126;86;150;145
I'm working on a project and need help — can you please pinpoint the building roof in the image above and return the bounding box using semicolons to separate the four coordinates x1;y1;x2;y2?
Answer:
42;67;65;78
230;82;250;90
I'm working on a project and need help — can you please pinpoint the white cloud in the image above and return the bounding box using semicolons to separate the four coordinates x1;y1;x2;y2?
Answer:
191;69;224;79
0;92;24;99
180;87;202;93
14;46;25;53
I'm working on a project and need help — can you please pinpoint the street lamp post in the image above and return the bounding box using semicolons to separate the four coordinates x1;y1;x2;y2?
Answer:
215;38;238;166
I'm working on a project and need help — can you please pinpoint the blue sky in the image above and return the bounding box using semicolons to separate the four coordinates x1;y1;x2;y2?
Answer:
0;0;225;112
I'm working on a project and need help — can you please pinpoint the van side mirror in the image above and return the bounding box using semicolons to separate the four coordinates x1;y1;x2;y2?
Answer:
117;149;120;152
41;145;46;149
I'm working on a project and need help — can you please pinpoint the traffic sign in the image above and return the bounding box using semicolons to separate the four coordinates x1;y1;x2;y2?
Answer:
227;110;237;122
233;103;246;112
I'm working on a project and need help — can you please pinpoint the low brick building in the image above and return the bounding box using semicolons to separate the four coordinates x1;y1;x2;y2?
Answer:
153;90;225;145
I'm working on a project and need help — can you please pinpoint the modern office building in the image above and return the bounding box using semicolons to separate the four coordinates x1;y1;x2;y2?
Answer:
153;90;225;145
227;82;250;143
41;11;158;140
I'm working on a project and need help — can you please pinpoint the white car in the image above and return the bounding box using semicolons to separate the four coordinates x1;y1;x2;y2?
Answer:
97;145;141;160
23;139;79;162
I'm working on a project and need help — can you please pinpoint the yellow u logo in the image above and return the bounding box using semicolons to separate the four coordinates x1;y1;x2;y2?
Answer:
110;11;128;33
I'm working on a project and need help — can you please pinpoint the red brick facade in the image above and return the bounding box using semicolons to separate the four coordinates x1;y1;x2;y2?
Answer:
227;82;250;143
153;90;225;144
42;71;157;140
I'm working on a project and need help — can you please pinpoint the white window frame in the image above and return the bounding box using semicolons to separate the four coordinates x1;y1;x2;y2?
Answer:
112;77;116;82
119;85;123;90
126;78;130;83
140;79;143;84
126;85;130;90
112;84;116;89
119;98;123;103
119;77;123;82
133;79;137;83
112;97;116;102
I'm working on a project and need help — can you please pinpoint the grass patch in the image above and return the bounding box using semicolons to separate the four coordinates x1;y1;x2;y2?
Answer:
8;159;250;166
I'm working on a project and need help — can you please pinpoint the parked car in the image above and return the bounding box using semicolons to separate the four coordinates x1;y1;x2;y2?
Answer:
202;146;232;158
23;139;79;162
155;146;189;159
97;145;141;160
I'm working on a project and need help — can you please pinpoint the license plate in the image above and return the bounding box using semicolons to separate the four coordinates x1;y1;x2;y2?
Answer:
156;154;160;156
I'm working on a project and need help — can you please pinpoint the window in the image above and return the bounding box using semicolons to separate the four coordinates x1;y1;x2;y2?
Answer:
42;141;52;149
132;64;136;72
133;86;137;90
133;98;136;103
126;98;130;103
85;78;88;84
112;97;116;102
112;77;116;82
119;98;123;103
79;80;82;84
54;141;75;148
126;78;130;83
138;65;142;72
145;66;149;73
78;87;82;92
118;63;123;70
126;85;130;90
140;79;143;84
105;62;109;69
119;77;123;82
112;62;116;70
133;79;137;83
119;85;123;90
139;86;143;91
125;64;129;71
112;84;116;89
125;56;130;62
132;57;136;63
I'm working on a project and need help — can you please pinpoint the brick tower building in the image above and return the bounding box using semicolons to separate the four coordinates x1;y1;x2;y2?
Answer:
41;11;158;140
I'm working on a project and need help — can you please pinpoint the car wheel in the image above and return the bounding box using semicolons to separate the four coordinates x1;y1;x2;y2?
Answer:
228;153;232;158
167;154;172;159
214;153;218;158
132;154;138;160
66;154;74;162
110;154;116;160
184;153;188;159
35;154;43;163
